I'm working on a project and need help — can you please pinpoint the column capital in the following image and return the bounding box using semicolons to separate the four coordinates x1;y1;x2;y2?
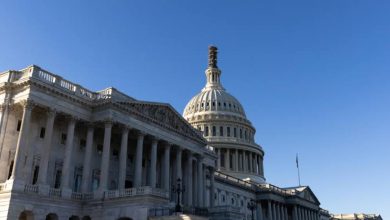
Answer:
163;141;172;149
120;124;131;132
85;122;96;129
103;118;114;125
135;130;146;137
196;154;204;161
46;107;57;117
186;150;194;157
65;115;79;123
150;135;160;142
20;99;35;110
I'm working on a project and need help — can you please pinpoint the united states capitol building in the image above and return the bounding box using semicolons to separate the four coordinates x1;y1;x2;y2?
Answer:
0;47;381;220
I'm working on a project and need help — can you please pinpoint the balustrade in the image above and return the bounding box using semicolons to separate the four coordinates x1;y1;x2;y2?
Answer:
24;184;38;194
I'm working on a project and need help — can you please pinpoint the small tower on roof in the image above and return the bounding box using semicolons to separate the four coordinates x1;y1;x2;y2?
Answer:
204;45;223;91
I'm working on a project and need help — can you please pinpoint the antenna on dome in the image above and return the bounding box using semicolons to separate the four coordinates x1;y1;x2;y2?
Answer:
208;45;218;68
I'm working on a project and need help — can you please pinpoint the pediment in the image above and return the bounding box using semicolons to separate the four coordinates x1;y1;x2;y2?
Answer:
295;187;320;205
117;101;206;144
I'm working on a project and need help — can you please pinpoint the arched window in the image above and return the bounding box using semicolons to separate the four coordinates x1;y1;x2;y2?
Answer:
19;211;34;220
212;126;216;136
219;126;223;136
205;126;209;136
46;213;59;220
227;127;231;137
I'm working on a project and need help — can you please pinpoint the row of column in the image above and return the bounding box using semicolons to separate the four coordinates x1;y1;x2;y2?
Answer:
293;205;320;220
263;201;288;220
216;148;263;175
257;200;320;220
10;101;213;207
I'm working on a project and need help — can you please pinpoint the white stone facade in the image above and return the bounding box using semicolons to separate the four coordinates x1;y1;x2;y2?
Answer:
0;47;330;220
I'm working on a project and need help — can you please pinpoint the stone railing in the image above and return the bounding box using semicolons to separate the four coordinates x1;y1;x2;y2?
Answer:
71;192;83;200
214;171;296;196
106;186;169;200
49;188;62;198
24;184;39;194
5;65;134;102
214;171;254;188
256;183;295;196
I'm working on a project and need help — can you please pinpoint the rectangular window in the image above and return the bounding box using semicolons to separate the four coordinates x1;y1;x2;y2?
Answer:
245;130;247;140
61;133;67;145
212;126;216;136
54;170;62;189
240;129;243;139
220;126;223;136
40;127;46;138
227;127;231;137
234;128;237;137
205;126;209;136
16;120;22;131
32;166;39;184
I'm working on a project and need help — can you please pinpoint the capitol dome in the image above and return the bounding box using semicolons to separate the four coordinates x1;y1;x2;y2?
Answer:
183;46;265;183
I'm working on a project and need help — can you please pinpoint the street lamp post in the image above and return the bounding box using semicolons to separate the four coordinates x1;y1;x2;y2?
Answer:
247;199;256;220
172;178;185;213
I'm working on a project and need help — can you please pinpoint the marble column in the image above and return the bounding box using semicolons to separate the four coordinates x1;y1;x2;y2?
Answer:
98;121;112;192
37;108;56;185
268;201;273;220
272;202;277;220
226;148;230;170
217;148;221;170
284;206;288;220
297;207;301;220
281;205;285;220
209;167;215;208
293;206;298;220
163;143;171;192
245;152;249;172
149;137;158;188
235;149;239;171
81;124;94;193
253;154;256;173
186;152;193;206
11;100;33;180
134;132;145;188
118;126;129;190
248;152;253;173
301;207;305;220
176;147;182;181
257;202;263;220
61;116;77;190
197;156;204;207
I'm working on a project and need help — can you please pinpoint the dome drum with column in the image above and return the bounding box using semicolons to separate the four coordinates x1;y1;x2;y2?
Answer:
183;46;266;183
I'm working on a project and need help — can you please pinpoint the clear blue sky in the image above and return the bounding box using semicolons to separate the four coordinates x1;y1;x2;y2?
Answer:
1;0;389;218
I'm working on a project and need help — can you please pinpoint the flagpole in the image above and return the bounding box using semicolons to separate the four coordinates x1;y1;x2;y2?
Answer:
296;154;301;186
